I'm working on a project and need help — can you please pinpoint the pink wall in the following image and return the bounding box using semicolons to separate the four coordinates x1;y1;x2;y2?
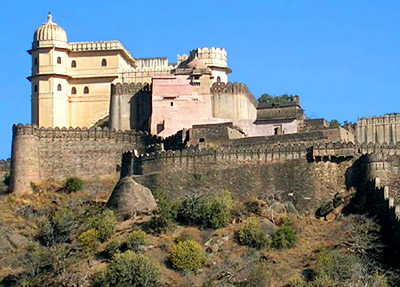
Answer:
151;75;227;137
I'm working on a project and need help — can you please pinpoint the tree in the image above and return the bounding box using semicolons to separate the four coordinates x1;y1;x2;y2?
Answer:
329;120;340;128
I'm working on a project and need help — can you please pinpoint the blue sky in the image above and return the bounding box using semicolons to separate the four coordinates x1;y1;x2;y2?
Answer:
0;0;399;159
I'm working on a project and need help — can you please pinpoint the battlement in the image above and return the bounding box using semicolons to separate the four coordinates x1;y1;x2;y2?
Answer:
111;82;151;96
211;82;257;106
134;57;175;73
357;114;400;126
312;141;400;159
12;124;151;142
177;47;228;69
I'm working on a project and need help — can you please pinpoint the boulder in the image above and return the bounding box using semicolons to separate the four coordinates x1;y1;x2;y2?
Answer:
107;176;157;218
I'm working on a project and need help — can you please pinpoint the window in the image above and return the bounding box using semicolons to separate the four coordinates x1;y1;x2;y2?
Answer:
34;84;37;92
71;87;77;94
34;57;38;66
71;60;76;68
57;57;62;64
217;76;221;83
57;84;62;91
84;86;89;94
101;58;107;67
170;102;174;106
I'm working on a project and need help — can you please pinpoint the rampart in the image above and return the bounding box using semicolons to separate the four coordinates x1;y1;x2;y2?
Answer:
124;143;356;214
210;82;257;122
10;124;154;195
356;114;400;144
109;82;152;131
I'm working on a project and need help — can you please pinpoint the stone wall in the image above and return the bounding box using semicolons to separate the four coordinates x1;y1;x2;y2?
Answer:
357;114;400;144
211;82;257;122
122;145;354;214
109;82;152;131
10;124;152;195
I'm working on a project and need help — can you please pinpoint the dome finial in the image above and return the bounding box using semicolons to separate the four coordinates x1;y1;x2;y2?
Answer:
47;12;52;23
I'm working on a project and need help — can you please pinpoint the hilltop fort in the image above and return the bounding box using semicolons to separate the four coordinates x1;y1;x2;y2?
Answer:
0;13;398;221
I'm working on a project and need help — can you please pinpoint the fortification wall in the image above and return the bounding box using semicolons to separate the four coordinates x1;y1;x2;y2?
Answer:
109;82;152;131
125;144;353;214
10;124;151;195
211;82;257;122
357;114;400;144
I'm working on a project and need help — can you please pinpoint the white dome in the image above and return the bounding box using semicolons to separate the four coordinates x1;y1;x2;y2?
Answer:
33;13;67;42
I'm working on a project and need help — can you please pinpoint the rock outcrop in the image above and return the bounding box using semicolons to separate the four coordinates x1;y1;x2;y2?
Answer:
107;176;157;218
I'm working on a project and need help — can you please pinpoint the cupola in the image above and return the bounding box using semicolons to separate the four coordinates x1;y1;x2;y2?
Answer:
33;13;67;43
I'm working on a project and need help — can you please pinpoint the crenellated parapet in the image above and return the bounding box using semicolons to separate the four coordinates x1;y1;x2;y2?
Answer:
312;141;400;159
356;114;400;144
177;47;228;69
111;82;151;96
211;81;257;107
129;143;309;175
357;114;400;126
12;124;147;142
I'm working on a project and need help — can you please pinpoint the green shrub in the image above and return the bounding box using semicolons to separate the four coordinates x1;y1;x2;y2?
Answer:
127;230;146;252
88;209;116;242
148;214;170;234
169;239;206;273
179;191;233;229
242;263;270;287
3;173;10;186
92;251;161;287
104;238;121;258
153;189;179;220
148;190;180;233
65;177;84;193
78;228;100;253
271;218;297;249
37;208;76;246
236;217;270;249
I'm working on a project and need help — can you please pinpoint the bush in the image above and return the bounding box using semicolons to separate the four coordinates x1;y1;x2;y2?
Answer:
127;230;146;252
65;177;84;193
242;263;270;287
179;191;233;229
104;238;121;258
78;228;100;253
169;239;206;273
236;217;270;249
92;251;161;287
88;209;116;242
148;214;170;234
37;208;76;246
3;173;10;186
271;218;297;249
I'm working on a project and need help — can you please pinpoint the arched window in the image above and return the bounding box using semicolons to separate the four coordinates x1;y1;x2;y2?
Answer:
57;84;62;91
71;87;77;94
71;60;76;68
84;86;89;94
57;57;62;64
34;84;37;92
34;57;38;66
217;76;221;83
101;58;107;67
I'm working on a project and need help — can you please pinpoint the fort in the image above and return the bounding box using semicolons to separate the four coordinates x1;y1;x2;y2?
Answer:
1;14;398;231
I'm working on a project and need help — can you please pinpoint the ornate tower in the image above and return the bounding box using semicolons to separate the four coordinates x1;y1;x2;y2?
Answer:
28;13;69;127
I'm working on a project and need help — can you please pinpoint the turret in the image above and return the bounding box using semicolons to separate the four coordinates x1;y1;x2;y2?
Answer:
28;13;69;128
